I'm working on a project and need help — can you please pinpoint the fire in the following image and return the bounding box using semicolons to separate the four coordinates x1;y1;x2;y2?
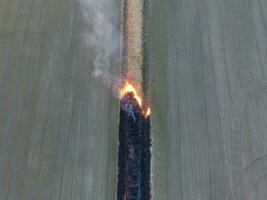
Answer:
145;108;151;118
120;82;142;107
119;82;151;118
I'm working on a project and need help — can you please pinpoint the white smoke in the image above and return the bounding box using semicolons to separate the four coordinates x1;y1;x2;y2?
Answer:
79;0;121;93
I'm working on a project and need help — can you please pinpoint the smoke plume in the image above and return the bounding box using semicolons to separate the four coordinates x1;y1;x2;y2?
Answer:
79;0;121;94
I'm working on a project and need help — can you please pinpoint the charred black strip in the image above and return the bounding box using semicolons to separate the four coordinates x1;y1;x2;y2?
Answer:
117;95;151;200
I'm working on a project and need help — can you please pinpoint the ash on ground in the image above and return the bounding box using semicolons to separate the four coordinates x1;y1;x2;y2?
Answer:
120;93;142;122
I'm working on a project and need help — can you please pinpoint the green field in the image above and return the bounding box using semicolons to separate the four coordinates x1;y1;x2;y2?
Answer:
1;0;267;199
149;0;267;199
0;0;119;199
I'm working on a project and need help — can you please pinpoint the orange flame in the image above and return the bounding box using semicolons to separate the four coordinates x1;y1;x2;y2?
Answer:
145;108;151;118
119;82;151;118
120;82;142;107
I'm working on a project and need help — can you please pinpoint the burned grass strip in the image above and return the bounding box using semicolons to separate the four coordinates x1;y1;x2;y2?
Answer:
117;94;151;200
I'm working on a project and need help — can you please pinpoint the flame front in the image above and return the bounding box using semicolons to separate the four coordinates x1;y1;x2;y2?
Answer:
120;82;142;107
119;82;151;117
145;108;151;118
